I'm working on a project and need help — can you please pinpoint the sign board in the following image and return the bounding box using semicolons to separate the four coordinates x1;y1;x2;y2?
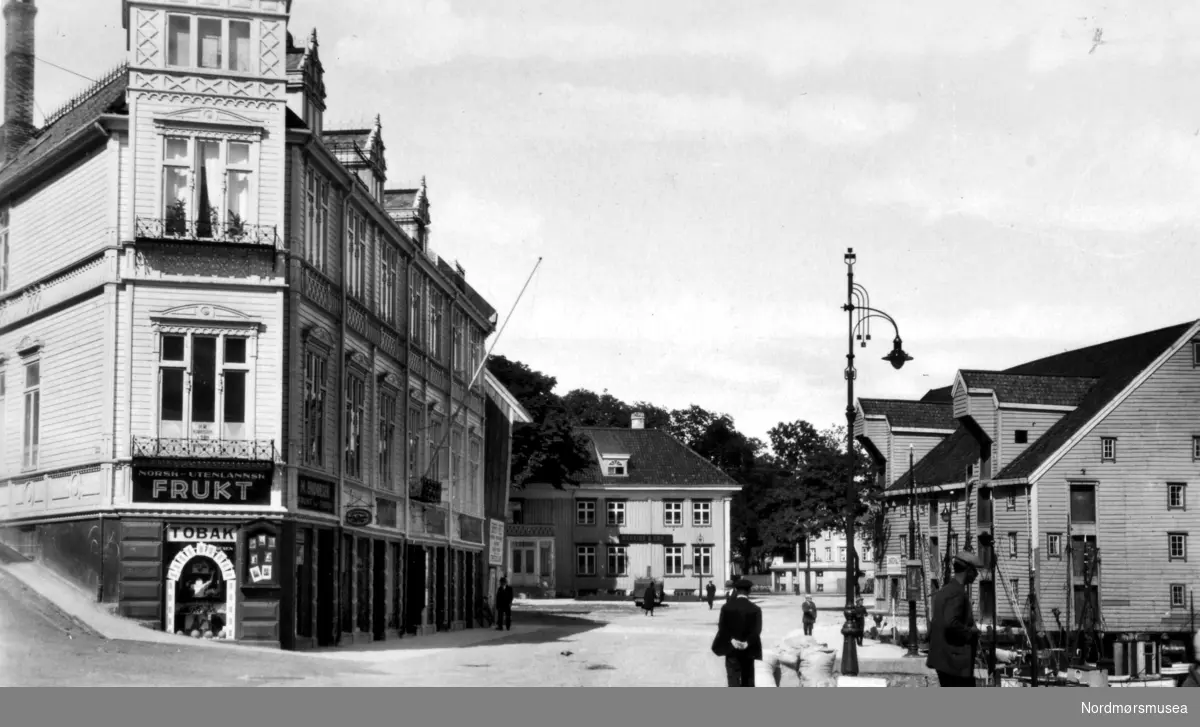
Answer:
885;555;902;574
297;476;336;514
166;524;238;543
617;533;675;545
345;507;373;528
488;519;505;566
133;465;272;506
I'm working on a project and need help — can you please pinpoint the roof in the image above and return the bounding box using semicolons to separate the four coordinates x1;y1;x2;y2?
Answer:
483;370;533;424
921;386;954;403
957;371;1098;407
995;321;1197;481
573;427;741;487
888;321;1198;491
859;398;955;430
0;65;128;193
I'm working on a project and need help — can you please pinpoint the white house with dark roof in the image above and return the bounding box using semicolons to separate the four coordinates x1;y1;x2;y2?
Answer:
506;413;741;598
863;320;1200;675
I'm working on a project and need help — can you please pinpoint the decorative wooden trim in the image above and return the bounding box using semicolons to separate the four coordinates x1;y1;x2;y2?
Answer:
302;325;334;354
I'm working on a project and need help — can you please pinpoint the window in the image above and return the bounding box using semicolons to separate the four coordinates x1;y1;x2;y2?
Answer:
167;15;253;72
899;535;908;557
344;374;364;479
0;208;8;292
378;391;397;490
1193;436;1200;461
1010;579;1020;604
1047;533;1062;559
692;500;711;526
158;332;251;440
1100;437;1116;462
1015;429;1028;444
1171;584;1186;608
428;288;444;360
409;271;425;349
606;500;626;526
1008;532;1018;559
450;427;463;509
605;459;627;476
863;544;872;561
161;136;254;237
1070;484;1096;523
1168;483;1186;510
608;546;628;576
1168;533;1187;562
665;546;684;576
824;547;831;561
694;546;713;576
664;500;683;527
346;209;366;301
304;168;329;271
303;350;327;466
468;435;482;515
379;246;399;325
469;326;484;380
427;413;444;482
577;500;596;526
1006;493;1017;511
452;309;466;376
407;406;421;484
1194;342;1200;367
809;548;816;561
0;369;6;471
816;583;824;592
576;546;596;576
825;531;831;541
22;358;39;471
838;546;846;562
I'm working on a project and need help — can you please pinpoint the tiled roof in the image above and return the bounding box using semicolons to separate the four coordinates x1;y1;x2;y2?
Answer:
921;386;954;403
859;398;955;430
575;427;740;487
958;371;1098;407
0;67;128;192
887;321;1198;491
996;321;1197;480
889;427;978;491
436;256;497;320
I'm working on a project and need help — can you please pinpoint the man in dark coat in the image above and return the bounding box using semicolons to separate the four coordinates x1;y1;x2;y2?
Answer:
642;581;658;616
712;578;763;687
705;581;717;610
495;577;514;631
853;597;869;646
802;596;817;636
926;551;983;687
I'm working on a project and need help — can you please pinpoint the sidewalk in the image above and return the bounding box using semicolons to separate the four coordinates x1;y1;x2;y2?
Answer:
0;557;551;661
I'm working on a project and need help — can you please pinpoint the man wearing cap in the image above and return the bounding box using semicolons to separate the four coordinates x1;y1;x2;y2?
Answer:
927;550;984;687
711;578;763;687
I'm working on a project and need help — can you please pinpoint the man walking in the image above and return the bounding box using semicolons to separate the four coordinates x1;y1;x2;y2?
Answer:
712;578;763;687
926;551;983;687
495;576;514;631
802;595;817;636
854;597;869;646
705;581;717;610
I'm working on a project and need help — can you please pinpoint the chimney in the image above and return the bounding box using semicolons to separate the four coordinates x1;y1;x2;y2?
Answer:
631;412;645;430
2;0;36;164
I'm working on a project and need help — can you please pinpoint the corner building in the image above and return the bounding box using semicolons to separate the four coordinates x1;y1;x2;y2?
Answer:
0;0;506;650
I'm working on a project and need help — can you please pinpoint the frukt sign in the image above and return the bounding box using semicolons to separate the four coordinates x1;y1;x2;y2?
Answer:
132;466;273;506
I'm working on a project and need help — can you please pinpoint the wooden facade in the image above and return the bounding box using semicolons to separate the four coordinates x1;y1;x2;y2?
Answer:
0;0;514;652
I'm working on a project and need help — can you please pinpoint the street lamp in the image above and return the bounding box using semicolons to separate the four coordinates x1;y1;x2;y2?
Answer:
906;444;921;658
841;247;913;677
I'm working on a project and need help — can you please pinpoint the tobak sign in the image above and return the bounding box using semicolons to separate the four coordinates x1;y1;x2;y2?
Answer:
166;524;238;543
132;466;272;506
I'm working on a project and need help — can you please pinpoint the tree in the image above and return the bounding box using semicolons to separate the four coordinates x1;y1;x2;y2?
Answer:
486;356;592;488
560;388;671;429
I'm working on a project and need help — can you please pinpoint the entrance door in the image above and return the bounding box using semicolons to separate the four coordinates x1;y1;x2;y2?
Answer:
405;545;426;634
434;547;447;631
510;540;537;587
465;553;475;628
316;530;335;646
390;542;403;633
373;540;386;640
340;533;354;636
295;529;313;639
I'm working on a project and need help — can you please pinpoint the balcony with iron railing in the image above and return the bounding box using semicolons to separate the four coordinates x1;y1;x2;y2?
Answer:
132;436;277;462
135;214;279;248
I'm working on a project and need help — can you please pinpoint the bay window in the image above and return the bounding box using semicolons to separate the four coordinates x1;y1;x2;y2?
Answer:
161;135;256;238
167;14;253;72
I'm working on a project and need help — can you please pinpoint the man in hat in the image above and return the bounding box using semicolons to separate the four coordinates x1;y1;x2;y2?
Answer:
802;595;817;636
927;551;984;687
495;577;514;631
712;578;763;687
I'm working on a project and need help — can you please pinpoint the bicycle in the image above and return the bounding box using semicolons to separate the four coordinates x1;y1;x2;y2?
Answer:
477;598;494;629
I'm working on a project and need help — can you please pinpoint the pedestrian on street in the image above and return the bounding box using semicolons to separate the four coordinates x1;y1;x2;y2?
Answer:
802;595;817;636
854;597;869;646
495;577;514;631
642;581;658;616
705;581;716;610
711;578;763;687
926;551;984;687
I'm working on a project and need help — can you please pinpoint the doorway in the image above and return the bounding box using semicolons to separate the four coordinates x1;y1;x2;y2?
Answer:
390;542;403;633
316;529;336;646
373;540;387;640
435;547;447;631
340;533;354;636
295;529;313;640
405;544;426;634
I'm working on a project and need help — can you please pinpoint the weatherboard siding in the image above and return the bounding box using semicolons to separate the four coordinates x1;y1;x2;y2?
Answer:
997;409;1067;475
1037;338;1200;632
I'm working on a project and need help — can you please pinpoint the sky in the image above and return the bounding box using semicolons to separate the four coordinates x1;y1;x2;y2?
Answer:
17;1;1200;447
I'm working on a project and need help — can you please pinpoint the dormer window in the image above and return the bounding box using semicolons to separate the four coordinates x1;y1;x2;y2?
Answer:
605;459;627;477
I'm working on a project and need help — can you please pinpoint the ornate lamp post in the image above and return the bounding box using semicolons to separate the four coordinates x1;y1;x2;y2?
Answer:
841;247;912;676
